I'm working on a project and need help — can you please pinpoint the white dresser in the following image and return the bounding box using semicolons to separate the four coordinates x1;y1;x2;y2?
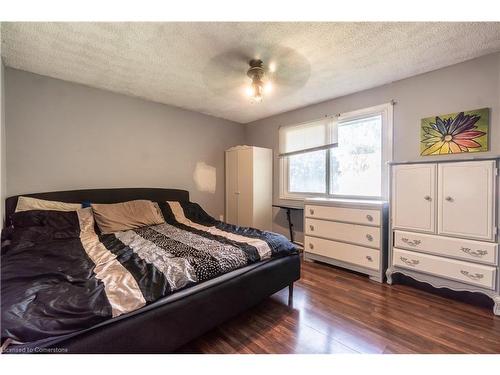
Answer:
303;198;388;283
387;159;500;315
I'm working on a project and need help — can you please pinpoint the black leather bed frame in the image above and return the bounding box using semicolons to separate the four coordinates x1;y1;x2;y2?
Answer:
3;188;301;353
4;188;191;225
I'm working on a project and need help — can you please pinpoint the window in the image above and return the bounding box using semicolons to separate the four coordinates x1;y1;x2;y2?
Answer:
279;103;393;201
279;116;337;196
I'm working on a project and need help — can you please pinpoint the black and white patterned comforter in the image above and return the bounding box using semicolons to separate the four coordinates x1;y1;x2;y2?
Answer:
1;201;296;346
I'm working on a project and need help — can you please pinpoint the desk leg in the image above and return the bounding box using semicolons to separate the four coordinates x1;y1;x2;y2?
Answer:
286;208;294;243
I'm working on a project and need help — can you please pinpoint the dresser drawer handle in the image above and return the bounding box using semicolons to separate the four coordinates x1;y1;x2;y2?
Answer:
366;255;373;262
424;195;432;201
366;234;373;242
309;243;314;250
401;238;421;247
309;208;315;215
400;257;419;267
366;214;373;222
460;270;484;280
460;247;488;258
309;225;314;231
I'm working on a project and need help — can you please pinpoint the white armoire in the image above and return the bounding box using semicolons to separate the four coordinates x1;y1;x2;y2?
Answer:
387;159;500;315
225;146;272;231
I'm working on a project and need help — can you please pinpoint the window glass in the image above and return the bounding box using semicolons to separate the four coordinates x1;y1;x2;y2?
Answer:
288;150;326;193
329;115;382;197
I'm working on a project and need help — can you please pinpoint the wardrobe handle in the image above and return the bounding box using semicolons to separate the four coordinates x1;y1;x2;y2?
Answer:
445;196;454;202
424;195;432;201
401;237;421;247
366;214;373;222
366;234;373;242
460;270;484;280
400;256;419;267
460;247;488;258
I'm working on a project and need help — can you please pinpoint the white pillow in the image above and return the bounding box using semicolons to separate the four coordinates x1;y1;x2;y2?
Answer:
15;196;82;212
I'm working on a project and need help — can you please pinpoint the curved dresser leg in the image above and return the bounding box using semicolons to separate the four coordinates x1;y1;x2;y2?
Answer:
386;267;395;285
493;295;500;316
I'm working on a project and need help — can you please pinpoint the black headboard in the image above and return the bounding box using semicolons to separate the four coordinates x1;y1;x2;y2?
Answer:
5;188;190;226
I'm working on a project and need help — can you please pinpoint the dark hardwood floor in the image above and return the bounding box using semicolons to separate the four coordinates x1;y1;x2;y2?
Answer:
177;258;500;354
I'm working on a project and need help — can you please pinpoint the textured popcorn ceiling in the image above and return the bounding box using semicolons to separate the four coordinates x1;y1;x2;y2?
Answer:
2;22;500;124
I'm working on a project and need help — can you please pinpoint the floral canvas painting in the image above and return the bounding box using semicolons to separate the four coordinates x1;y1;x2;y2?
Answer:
420;108;489;156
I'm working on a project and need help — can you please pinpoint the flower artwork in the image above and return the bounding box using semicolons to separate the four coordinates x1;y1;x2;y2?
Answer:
420;108;489;156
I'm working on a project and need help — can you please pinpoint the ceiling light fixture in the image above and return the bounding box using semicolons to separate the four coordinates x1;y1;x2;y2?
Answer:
246;59;272;103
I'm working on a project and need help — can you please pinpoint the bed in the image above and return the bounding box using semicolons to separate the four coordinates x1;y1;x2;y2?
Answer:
1;188;301;353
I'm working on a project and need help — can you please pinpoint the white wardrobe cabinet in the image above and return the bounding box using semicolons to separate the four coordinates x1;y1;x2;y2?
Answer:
225;146;272;231
388;159;500;315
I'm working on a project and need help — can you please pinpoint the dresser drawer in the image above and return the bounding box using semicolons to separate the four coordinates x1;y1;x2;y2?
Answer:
305;204;380;226
305;236;380;270
393;248;496;290
305;218;380;248
394;231;498;265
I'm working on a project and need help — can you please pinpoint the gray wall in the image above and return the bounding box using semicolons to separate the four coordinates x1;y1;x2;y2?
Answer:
245;52;500;242
5;68;245;217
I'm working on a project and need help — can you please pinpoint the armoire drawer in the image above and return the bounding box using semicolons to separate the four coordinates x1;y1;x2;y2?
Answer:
393;248;496;290
305;236;380;270
394;230;498;265
305;204;380;226
305;218;380;248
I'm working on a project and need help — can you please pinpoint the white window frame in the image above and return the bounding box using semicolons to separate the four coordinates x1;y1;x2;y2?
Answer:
279;103;393;203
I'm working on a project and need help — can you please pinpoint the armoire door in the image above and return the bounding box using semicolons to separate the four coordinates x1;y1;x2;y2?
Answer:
236;148;253;227
392;163;436;233
438;160;496;241
225;150;239;225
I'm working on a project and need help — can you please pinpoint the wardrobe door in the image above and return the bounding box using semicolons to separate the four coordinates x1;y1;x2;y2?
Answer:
438;160;496;241
251;147;273;231
225;150;239;225
392;164;436;233
236;148;254;227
